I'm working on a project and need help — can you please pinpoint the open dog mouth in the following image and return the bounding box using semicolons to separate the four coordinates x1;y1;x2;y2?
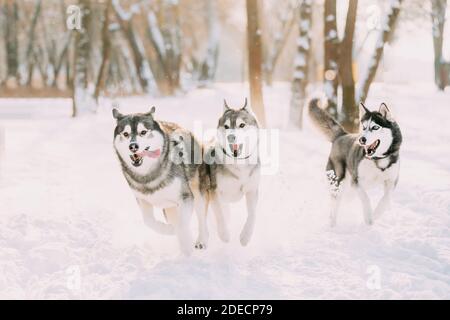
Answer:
365;139;380;157
129;147;161;167
130;153;143;167
229;143;243;157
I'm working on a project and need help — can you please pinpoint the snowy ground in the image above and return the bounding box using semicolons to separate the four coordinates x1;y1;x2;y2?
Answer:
0;82;449;299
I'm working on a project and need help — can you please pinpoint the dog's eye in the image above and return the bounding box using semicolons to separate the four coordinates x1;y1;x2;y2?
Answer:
140;130;147;136
123;132;129;138
239;123;245;128
224;125;229;130
372;126;380;130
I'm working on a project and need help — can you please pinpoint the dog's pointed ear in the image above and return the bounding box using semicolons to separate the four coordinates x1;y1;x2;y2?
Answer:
112;108;124;120
379;103;393;120
240;97;249;111
359;102;369;118
223;99;231;112
145;106;156;117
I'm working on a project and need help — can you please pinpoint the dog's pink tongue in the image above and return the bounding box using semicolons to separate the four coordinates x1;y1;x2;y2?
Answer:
232;144;239;151
139;149;161;158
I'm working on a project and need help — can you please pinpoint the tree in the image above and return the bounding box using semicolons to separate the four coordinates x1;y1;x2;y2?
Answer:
323;0;339;117
263;0;298;86
357;0;403;104
431;0;448;90
246;0;266;127
339;0;358;132
289;0;313;128
72;0;93;117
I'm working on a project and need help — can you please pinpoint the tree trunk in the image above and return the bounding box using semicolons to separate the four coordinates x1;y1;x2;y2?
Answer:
246;0;266;127
431;0;448;90
72;0;92;117
323;0;339;117
339;0;358;133
94;0;112;102
4;0;19;83
198;0;220;86
289;0;313;129
112;1;152;93
358;0;403;104
24;0;42;85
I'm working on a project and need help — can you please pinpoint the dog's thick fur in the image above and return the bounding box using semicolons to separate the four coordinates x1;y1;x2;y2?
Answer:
309;99;402;226
113;107;210;255
202;99;261;246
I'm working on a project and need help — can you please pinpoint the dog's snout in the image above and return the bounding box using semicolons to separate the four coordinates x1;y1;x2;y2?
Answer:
227;134;236;143
129;142;139;153
359;137;367;145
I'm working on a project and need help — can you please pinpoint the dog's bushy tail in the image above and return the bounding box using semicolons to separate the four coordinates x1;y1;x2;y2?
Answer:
308;98;347;142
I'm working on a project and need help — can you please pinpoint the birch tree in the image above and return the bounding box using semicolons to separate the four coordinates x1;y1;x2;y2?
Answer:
431;0;448;90
357;0;403;104
323;0;339;117
289;0;313;128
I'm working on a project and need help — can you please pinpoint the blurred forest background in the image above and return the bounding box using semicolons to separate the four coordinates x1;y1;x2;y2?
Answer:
0;0;448;131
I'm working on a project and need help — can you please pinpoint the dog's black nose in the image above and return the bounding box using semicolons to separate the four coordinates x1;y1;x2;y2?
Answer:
129;143;139;153
359;137;367;145
227;134;236;143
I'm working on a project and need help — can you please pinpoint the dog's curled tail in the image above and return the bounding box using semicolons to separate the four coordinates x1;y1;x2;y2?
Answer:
308;98;346;142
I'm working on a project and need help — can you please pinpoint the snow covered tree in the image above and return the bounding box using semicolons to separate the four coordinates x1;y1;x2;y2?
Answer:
72;0;94;117
357;0;403;104
263;0;298;86
3;0;19;85
431;0;448;90
246;0;266;127
197;0;220;86
323;0;339;117
289;0;312;128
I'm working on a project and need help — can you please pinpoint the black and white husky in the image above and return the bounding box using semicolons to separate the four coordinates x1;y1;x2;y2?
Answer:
113;107;210;255
203;99;261;246
309;99;403;226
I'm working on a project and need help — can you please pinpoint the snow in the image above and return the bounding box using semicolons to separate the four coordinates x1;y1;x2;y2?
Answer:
0;82;449;299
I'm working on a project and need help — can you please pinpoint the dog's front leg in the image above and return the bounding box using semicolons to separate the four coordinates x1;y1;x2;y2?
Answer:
373;180;394;219
356;185;373;225
194;194;209;250
240;189;258;246
137;198;175;235
211;195;230;243
176;201;194;256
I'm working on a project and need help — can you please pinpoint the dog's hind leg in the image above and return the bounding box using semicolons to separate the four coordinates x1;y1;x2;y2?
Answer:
137;199;175;235
355;185;373;225
326;160;344;227
211;195;230;243
176;201;194;256
240;189;258;246
373;180;394;219
194;194;209;250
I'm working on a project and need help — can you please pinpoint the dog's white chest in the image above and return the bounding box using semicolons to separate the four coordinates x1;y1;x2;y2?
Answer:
357;158;399;189
216;166;259;202
133;179;183;208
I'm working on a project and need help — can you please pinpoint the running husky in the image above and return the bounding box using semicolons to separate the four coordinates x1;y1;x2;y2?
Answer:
309;99;402;226
204;98;261;246
113;107;210;255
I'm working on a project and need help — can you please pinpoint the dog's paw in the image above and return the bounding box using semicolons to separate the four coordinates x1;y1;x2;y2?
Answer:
194;242;207;250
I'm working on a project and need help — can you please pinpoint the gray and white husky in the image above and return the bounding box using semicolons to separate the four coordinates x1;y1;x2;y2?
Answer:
113;107;210;255
309;99;402;226
203;99;261;246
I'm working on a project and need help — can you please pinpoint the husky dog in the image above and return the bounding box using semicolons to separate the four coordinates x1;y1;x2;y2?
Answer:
113;107;210;255
203;98;261;246
309;99;402;226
